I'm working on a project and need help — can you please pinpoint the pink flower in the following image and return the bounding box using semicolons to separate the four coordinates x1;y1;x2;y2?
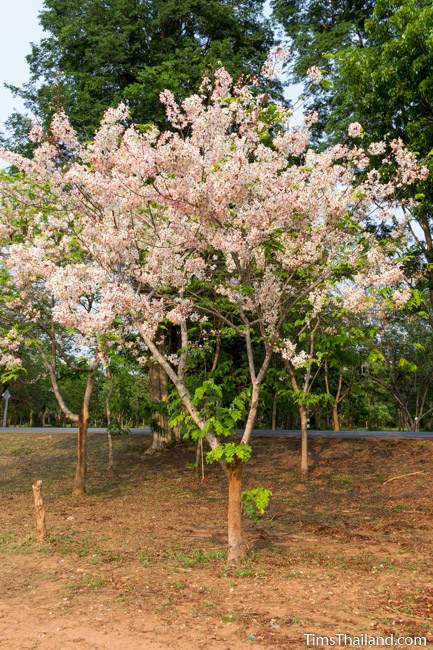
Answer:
304;112;319;128
306;66;323;83
348;122;363;138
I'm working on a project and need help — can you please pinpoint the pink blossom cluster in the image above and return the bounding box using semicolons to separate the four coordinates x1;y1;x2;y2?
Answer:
0;330;23;372
306;66;323;83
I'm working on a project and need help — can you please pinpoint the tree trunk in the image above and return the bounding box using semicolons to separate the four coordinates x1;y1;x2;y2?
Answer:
105;376;114;474
107;429;114;474
299;405;308;477
72;372;94;496
73;414;88;496
227;461;244;563
271;393;277;432
332;404;340;432
147;360;172;453
195;438;205;480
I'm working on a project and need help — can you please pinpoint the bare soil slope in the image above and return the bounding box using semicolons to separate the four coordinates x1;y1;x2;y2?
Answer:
0;432;432;648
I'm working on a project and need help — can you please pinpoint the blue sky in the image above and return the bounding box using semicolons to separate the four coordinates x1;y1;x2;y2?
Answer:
0;1;44;129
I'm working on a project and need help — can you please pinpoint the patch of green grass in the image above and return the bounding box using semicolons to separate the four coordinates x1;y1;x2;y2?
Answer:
86;576;106;589
371;559;396;573
9;445;34;457
167;547;225;568
67;576;106;592
234;565;254;578
173;580;186;590
392;503;411;512
289;616;306;625
204;600;216;609
0;532;35;555
329;473;354;489
47;533;92;557
0;532;17;550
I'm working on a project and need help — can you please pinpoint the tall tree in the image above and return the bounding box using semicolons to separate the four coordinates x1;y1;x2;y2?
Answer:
275;0;433;315
4;0;276;141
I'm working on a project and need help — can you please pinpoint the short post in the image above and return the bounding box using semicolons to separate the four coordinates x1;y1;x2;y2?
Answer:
32;480;47;543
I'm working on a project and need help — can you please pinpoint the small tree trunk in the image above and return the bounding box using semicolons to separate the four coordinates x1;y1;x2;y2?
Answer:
147;360;172;453
271;393;277;432
32;480;46;543
105;383;114;474
42;407;48;427
72;372;94;496
107;429;114;474
73;414;88;496
332;404;340;432
195;438;205;480
227;461;244;563
299;405;308;477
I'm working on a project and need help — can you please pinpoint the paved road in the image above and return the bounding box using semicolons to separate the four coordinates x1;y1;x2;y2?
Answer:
0;426;432;439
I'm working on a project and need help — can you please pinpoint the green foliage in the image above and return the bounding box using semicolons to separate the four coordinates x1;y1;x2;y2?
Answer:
207;442;252;464
169;377;250;443
241;487;272;521
398;357;417;373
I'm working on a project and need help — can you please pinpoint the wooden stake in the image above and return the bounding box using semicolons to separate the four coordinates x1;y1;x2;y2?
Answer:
32;480;46;543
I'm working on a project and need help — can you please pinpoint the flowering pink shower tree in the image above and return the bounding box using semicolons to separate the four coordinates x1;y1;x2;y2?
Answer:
0;68;426;560
0;208;105;495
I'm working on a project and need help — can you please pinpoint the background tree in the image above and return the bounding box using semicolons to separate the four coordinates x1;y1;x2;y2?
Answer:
3;0;277;146
276;0;433;315
272;0;374;133
365;309;433;431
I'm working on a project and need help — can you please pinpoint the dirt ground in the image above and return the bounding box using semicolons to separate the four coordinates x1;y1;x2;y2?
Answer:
0;432;433;649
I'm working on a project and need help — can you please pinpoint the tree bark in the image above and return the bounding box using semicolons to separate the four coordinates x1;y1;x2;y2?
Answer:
299;405;308;477
72;372;94;496
73;415;88;496
147;360;172;452
227;461;244;563
332;404;340;432
106;426;114;474
32;480;46;543
104;368;114;474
